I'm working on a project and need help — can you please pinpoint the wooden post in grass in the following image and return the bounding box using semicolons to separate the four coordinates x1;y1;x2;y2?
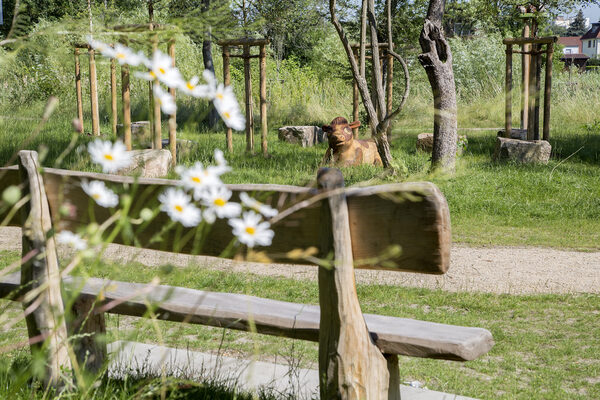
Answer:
18;150;72;389
121;39;132;151
152;37;162;150
504;44;512;138
111;57;118;136
243;44;254;152
168;39;177;165
527;45;537;141
88;48;100;136
259;44;268;157
521;19;530;131
543;43;553;141
69;297;107;373
222;45;233;152
534;45;541;140
74;48;84;133
317;167;389;399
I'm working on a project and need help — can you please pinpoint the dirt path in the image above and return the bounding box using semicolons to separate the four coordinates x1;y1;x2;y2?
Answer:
2;227;599;295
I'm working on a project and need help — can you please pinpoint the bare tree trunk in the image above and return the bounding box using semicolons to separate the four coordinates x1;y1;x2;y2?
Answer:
418;0;458;171
202;0;219;129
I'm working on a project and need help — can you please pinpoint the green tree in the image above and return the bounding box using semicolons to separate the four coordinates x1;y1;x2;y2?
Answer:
566;9;588;36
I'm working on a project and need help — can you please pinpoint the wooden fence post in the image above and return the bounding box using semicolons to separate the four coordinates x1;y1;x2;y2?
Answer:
222;46;233;152
111;57;118;137
74;48;84;133
88;48;100;136
69;297;106;373
18;150;72;388
259;44;268;157
243;44;254;152
317;168;389;399
168;39;177;165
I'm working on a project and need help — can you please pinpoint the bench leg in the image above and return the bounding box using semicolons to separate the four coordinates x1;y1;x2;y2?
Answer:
69;297;107;374
317;168;389;399
385;354;401;400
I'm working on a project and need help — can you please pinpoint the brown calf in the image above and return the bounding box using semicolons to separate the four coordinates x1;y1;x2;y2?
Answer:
321;117;383;167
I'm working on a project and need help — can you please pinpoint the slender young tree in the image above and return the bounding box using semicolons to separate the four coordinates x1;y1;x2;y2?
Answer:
566;9;588;36
419;0;458;171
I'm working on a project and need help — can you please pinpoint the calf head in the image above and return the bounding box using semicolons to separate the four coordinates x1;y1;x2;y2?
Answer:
322;117;360;149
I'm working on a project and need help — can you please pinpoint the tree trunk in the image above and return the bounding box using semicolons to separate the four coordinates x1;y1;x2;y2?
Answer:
202;0;219;129
418;0;458;171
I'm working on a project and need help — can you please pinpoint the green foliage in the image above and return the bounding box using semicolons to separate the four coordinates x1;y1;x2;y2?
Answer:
566;9;588;36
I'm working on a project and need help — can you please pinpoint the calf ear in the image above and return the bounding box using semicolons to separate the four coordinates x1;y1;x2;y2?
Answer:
349;120;361;129
322;125;333;133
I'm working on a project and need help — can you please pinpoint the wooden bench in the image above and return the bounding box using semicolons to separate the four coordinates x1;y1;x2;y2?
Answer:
0;151;494;399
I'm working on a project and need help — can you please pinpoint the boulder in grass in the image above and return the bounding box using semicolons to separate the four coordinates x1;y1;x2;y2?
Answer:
120;149;172;178
416;133;467;155
278;126;326;147
493;137;551;164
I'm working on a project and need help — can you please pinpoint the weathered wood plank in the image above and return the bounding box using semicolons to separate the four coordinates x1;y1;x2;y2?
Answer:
0;166;450;274
0;272;494;361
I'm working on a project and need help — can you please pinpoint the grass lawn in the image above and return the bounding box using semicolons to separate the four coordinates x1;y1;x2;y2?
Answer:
1;250;600;399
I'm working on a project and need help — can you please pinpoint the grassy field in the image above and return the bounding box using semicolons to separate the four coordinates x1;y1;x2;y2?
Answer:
1;249;599;399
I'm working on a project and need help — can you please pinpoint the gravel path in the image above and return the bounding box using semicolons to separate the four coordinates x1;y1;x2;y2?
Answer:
2;227;599;295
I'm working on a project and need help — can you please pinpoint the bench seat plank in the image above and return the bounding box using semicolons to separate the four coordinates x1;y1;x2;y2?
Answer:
0;273;493;361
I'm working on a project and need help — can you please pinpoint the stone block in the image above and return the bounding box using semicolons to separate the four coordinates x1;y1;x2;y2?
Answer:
416;133;467;155
278;126;325;147
497;129;527;140
493;137;551;164
119;149;172;178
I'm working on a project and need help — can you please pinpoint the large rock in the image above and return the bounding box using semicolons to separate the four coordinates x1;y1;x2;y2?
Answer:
278;126;325;147
416;133;467;155
120;149;172;178
493;137;551;164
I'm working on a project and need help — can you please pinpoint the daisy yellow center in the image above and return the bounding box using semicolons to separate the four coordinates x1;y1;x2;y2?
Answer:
104;154;114;161
149;71;157;78
191;176;201;184
216;93;224;100
159;67;166;74
245;226;256;235
186;82;195;90
223;111;231;119
174;205;184;213
214;198;226;207
92;194;101;200
116;53;126;59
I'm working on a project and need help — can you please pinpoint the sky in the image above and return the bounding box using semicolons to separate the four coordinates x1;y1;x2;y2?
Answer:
582;4;600;22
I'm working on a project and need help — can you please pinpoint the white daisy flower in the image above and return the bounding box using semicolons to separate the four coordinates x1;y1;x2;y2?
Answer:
240;192;278;218
81;180;119;208
139;50;183;88
179;162;223;199
178;76;211;98
214;101;245;131
229;211;274;248
88;38;115;58
158;187;202;227
210;149;232;176
56;231;87;250
213;84;238;110
153;85;177;115
200;185;241;223
112;43;146;66
88;139;133;173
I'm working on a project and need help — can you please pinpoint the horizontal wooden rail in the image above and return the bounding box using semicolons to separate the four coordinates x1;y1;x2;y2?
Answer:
0;166;451;274
0;272;494;361
503;36;557;45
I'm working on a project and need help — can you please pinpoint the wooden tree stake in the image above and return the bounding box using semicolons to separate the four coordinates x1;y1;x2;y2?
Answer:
222;46;233;152
152;36;162;150
74;48;84;133
88;48;100;136
111;58;118;136
243;44;254;152
317;168;389;399
259;44;268;157
527;46;537;141
543;43;553;141
505;44;513;138
521;22;530;131
168;39;177;166
18;150;72;388
121;39;132;151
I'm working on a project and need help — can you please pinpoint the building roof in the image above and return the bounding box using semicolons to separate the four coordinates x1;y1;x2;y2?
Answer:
581;22;600;40
558;36;582;51
560;53;589;60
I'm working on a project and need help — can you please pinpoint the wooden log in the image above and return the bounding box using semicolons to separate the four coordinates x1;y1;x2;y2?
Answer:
68;297;106;373
74;48;84;133
222;46;233;152
316;168;389;399
121;40;132;150
111;58;118;136
259;44;268;157
521;23;530;131
17;151;72;388
505;44;513;138
88;48;100;136
0;271;495;361
168;39;177;166
243;44;254;152
543;44;553;141
503;36;558;45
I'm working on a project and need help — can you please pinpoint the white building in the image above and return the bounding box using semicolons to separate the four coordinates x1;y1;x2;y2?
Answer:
581;22;600;58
